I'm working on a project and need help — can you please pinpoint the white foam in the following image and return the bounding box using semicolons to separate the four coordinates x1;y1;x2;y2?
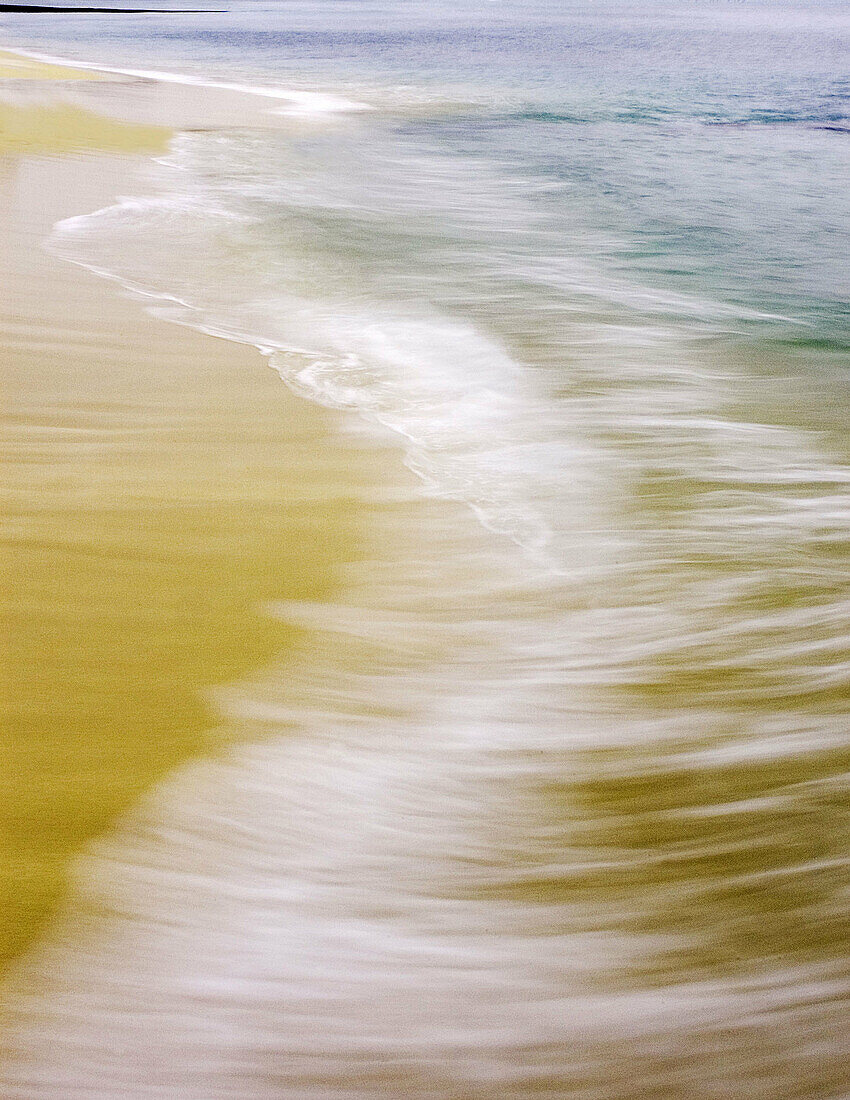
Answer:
49;188;624;570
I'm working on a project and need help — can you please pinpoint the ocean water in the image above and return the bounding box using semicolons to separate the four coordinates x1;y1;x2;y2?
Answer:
2;2;850;1096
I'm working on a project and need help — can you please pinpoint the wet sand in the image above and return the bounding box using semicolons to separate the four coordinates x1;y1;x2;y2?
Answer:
0;58;375;970
0;49;108;80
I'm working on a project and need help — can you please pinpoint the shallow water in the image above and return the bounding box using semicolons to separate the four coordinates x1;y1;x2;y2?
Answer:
1;2;849;1095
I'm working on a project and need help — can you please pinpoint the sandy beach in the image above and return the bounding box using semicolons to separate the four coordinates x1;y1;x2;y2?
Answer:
1;13;848;1095
0;51;376;972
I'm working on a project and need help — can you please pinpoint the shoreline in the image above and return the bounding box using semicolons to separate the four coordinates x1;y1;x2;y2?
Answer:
0;57;380;974
0;44;372;111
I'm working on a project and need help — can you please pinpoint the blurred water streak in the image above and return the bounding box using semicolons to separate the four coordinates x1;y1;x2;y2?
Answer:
1;1;849;1095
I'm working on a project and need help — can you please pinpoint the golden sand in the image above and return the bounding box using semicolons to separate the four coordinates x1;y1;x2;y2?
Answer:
0;100;168;154
0;87;372;969
0;50;167;154
0;49;107;81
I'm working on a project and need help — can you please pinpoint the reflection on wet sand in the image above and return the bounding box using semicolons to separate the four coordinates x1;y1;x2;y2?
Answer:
1;87;374;968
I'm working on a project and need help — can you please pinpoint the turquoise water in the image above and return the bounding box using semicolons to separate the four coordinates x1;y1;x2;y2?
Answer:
2;3;850;1096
